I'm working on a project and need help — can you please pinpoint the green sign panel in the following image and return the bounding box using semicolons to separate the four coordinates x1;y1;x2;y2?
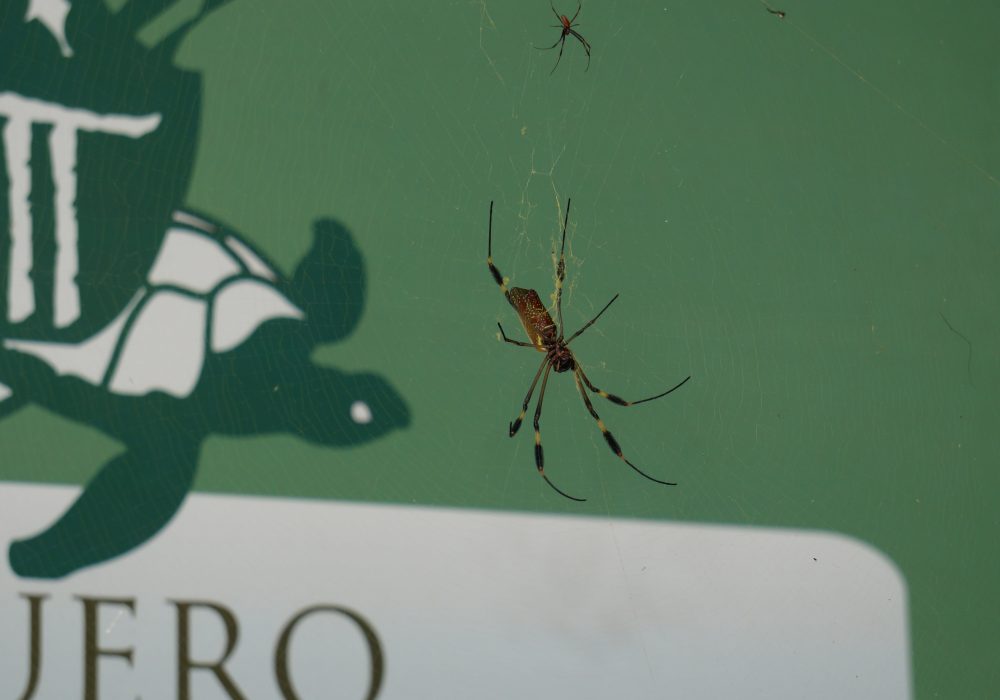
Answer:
2;0;998;697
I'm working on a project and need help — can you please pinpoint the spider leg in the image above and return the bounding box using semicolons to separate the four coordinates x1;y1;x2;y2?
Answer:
573;369;676;486
568;29;591;71
555;198;571;339
534;364;586;501
509;354;549;436
564;294;619;345
569;0;582;25
535;35;564;51
577;365;691;407
498;322;536;348
548;35;568;74
487;201;516;306
549;0;562;23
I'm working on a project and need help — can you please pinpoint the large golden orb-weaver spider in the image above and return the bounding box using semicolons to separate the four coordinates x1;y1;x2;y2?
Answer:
487;199;690;501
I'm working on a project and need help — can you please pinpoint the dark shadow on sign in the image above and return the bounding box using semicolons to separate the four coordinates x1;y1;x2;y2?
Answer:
2;216;410;579
0;0;227;341
0;0;409;578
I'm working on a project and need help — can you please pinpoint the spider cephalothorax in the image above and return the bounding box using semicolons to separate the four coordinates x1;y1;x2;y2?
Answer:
549;347;576;374
487;199;690;501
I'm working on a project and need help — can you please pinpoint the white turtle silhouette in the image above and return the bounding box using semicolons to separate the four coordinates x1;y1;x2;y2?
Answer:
0;211;303;400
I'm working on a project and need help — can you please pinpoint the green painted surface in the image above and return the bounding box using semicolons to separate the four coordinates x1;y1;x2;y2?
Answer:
1;0;998;695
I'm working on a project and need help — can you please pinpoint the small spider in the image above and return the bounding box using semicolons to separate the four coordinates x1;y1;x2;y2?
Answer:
487;199;690;501
536;1;592;75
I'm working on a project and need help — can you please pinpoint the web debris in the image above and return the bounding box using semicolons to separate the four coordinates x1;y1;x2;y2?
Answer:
939;312;974;387
477;0;506;86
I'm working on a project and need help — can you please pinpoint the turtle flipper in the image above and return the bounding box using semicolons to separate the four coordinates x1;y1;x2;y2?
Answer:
9;439;200;579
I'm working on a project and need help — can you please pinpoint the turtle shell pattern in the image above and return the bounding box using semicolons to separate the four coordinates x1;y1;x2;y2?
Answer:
1;211;302;399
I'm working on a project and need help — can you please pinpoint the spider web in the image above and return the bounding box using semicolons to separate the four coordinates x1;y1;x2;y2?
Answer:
179;4;994;698
1;0;997;696
174;3;991;696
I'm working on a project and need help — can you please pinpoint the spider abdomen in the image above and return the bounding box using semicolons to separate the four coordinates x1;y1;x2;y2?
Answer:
509;287;558;349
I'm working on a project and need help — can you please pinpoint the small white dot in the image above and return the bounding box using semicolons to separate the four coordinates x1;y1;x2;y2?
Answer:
351;400;373;424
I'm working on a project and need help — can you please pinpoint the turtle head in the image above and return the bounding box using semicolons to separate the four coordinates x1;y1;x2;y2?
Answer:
280;366;410;447
290;219;366;346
